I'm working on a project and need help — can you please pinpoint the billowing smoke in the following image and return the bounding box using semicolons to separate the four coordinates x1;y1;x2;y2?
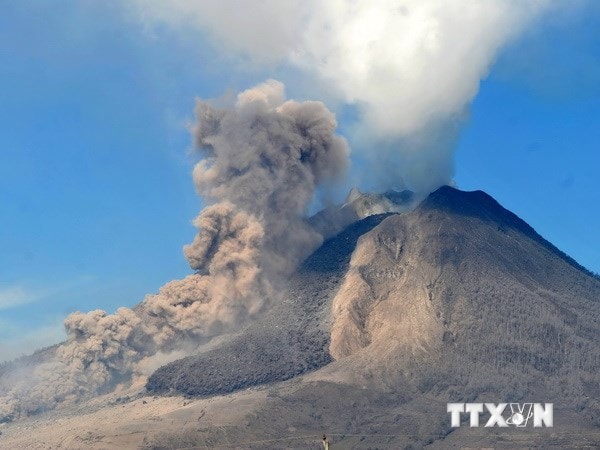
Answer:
188;80;349;271
130;0;552;192
0;80;349;420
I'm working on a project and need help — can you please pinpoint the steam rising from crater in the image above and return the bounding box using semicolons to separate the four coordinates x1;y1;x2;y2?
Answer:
130;0;552;192
0;80;349;419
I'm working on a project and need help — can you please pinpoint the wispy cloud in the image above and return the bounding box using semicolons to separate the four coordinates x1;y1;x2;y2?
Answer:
0;275;95;311
0;319;66;362
0;285;41;310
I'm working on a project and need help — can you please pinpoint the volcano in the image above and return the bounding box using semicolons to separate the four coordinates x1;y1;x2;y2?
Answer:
143;185;600;447
2;186;599;449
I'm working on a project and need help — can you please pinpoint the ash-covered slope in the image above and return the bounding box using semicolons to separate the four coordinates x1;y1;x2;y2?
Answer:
146;213;393;396
326;186;600;424
148;185;600;422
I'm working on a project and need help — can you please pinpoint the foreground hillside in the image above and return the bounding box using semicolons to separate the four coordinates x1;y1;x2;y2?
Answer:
2;379;600;449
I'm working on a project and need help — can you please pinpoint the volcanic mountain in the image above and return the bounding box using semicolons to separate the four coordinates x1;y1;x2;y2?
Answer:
2;186;599;449
148;185;600;391
143;185;600;447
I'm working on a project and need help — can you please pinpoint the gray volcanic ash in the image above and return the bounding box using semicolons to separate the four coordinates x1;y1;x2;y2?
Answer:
0;80;350;421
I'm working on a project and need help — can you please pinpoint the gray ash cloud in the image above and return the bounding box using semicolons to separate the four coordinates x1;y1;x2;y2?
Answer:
0;80;349;420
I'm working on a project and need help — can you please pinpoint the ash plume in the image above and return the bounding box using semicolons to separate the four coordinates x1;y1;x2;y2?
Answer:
0;80;349;420
188;80;349;272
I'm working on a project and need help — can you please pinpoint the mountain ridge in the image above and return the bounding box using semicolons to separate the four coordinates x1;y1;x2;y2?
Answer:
425;185;598;278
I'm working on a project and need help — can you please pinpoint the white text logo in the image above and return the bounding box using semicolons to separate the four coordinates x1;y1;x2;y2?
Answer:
447;403;553;427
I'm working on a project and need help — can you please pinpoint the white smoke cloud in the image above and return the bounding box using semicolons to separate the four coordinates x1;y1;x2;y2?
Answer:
0;80;349;421
129;0;552;191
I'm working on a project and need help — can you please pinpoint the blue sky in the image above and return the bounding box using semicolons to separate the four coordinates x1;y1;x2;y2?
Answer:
0;1;599;361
